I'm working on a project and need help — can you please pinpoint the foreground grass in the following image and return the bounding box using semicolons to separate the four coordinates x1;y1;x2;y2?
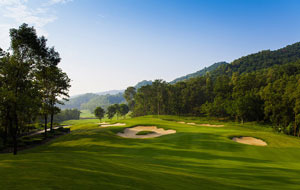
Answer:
1;115;300;189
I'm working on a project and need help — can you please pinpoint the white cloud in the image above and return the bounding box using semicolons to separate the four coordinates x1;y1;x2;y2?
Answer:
0;0;72;49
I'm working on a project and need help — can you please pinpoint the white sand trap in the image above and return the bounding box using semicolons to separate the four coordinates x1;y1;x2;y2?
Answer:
232;137;267;146
117;126;176;139
177;121;186;124
198;124;224;127
97;122;110;125
187;122;196;125
100;123;126;128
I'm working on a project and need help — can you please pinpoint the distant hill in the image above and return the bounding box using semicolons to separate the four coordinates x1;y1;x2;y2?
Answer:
60;93;98;110
96;90;124;95
60;80;153;111
59;93;125;112
134;80;153;89
80;93;125;112
212;42;300;76
169;62;228;84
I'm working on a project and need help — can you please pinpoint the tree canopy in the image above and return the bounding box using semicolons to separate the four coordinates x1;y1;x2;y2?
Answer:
0;23;70;154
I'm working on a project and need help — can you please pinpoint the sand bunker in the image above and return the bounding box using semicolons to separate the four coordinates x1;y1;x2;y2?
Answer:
232;137;267;146
97;122;110;125
198;124;224;127
187;122;196;125
177;122;223;127
100;123;126;128
117;126;176;138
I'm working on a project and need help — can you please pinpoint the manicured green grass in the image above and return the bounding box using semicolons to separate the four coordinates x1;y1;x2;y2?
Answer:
1;115;300;189
136;130;155;135
80;109;96;118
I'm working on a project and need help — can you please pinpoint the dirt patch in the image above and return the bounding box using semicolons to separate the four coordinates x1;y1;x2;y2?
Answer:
100;123;126;128
232;137;267;146
198;124;224;127
117;126;176;139
177;121;186;124
187;122;196;125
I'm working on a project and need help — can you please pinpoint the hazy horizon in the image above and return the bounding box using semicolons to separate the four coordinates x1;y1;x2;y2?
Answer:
1;0;300;95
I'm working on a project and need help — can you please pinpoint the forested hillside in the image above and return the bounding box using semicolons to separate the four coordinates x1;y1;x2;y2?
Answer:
60;93;98;109
59;93;124;112
134;80;153;89
60;81;152;111
170;61;228;84
81;93;125;112
126;42;300;137
212;42;300;76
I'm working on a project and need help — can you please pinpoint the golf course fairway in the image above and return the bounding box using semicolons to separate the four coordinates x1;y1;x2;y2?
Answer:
1;115;300;190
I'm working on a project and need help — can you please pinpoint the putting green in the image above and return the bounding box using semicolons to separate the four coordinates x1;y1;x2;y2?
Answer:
1;115;300;190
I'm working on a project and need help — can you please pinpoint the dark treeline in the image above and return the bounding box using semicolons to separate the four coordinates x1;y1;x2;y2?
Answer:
0;24;71;154
126;42;300;137
53;109;80;123
94;104;129;121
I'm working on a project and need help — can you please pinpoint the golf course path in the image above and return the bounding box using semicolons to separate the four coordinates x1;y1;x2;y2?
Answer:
28;125;71;137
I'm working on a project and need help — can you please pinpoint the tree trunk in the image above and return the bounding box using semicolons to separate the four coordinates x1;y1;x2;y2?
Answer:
50;113;54;131
13;115;18;155
3;113;9;146
44;114;47;137
294;113;297;136
4;122;8;146
13;131;17;155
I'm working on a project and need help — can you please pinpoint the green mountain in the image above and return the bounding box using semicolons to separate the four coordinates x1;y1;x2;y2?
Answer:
134;80;152;89
212;42;300;76
60;80;153;111
60;93;98;110
96;90;124;95
169;61;228;84
80;93;125;112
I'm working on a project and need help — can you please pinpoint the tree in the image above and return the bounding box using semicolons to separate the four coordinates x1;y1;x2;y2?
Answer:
124;87;136;111
94;107;105;121
0;23;70;154
119;104;129;118
4;24;45;154
113;104;121;120
35;34;70;133
48;67;71;131
107;105;117;120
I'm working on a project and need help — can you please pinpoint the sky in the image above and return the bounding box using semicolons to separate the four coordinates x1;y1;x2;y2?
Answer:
0;0;300;96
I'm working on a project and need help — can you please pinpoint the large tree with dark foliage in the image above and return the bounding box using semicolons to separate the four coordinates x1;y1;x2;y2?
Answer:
0;24;70;154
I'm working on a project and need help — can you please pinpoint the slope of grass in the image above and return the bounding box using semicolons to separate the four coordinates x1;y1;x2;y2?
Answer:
1;115;300;189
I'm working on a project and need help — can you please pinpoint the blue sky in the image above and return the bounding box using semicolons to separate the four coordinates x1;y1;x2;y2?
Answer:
1;0;300;95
